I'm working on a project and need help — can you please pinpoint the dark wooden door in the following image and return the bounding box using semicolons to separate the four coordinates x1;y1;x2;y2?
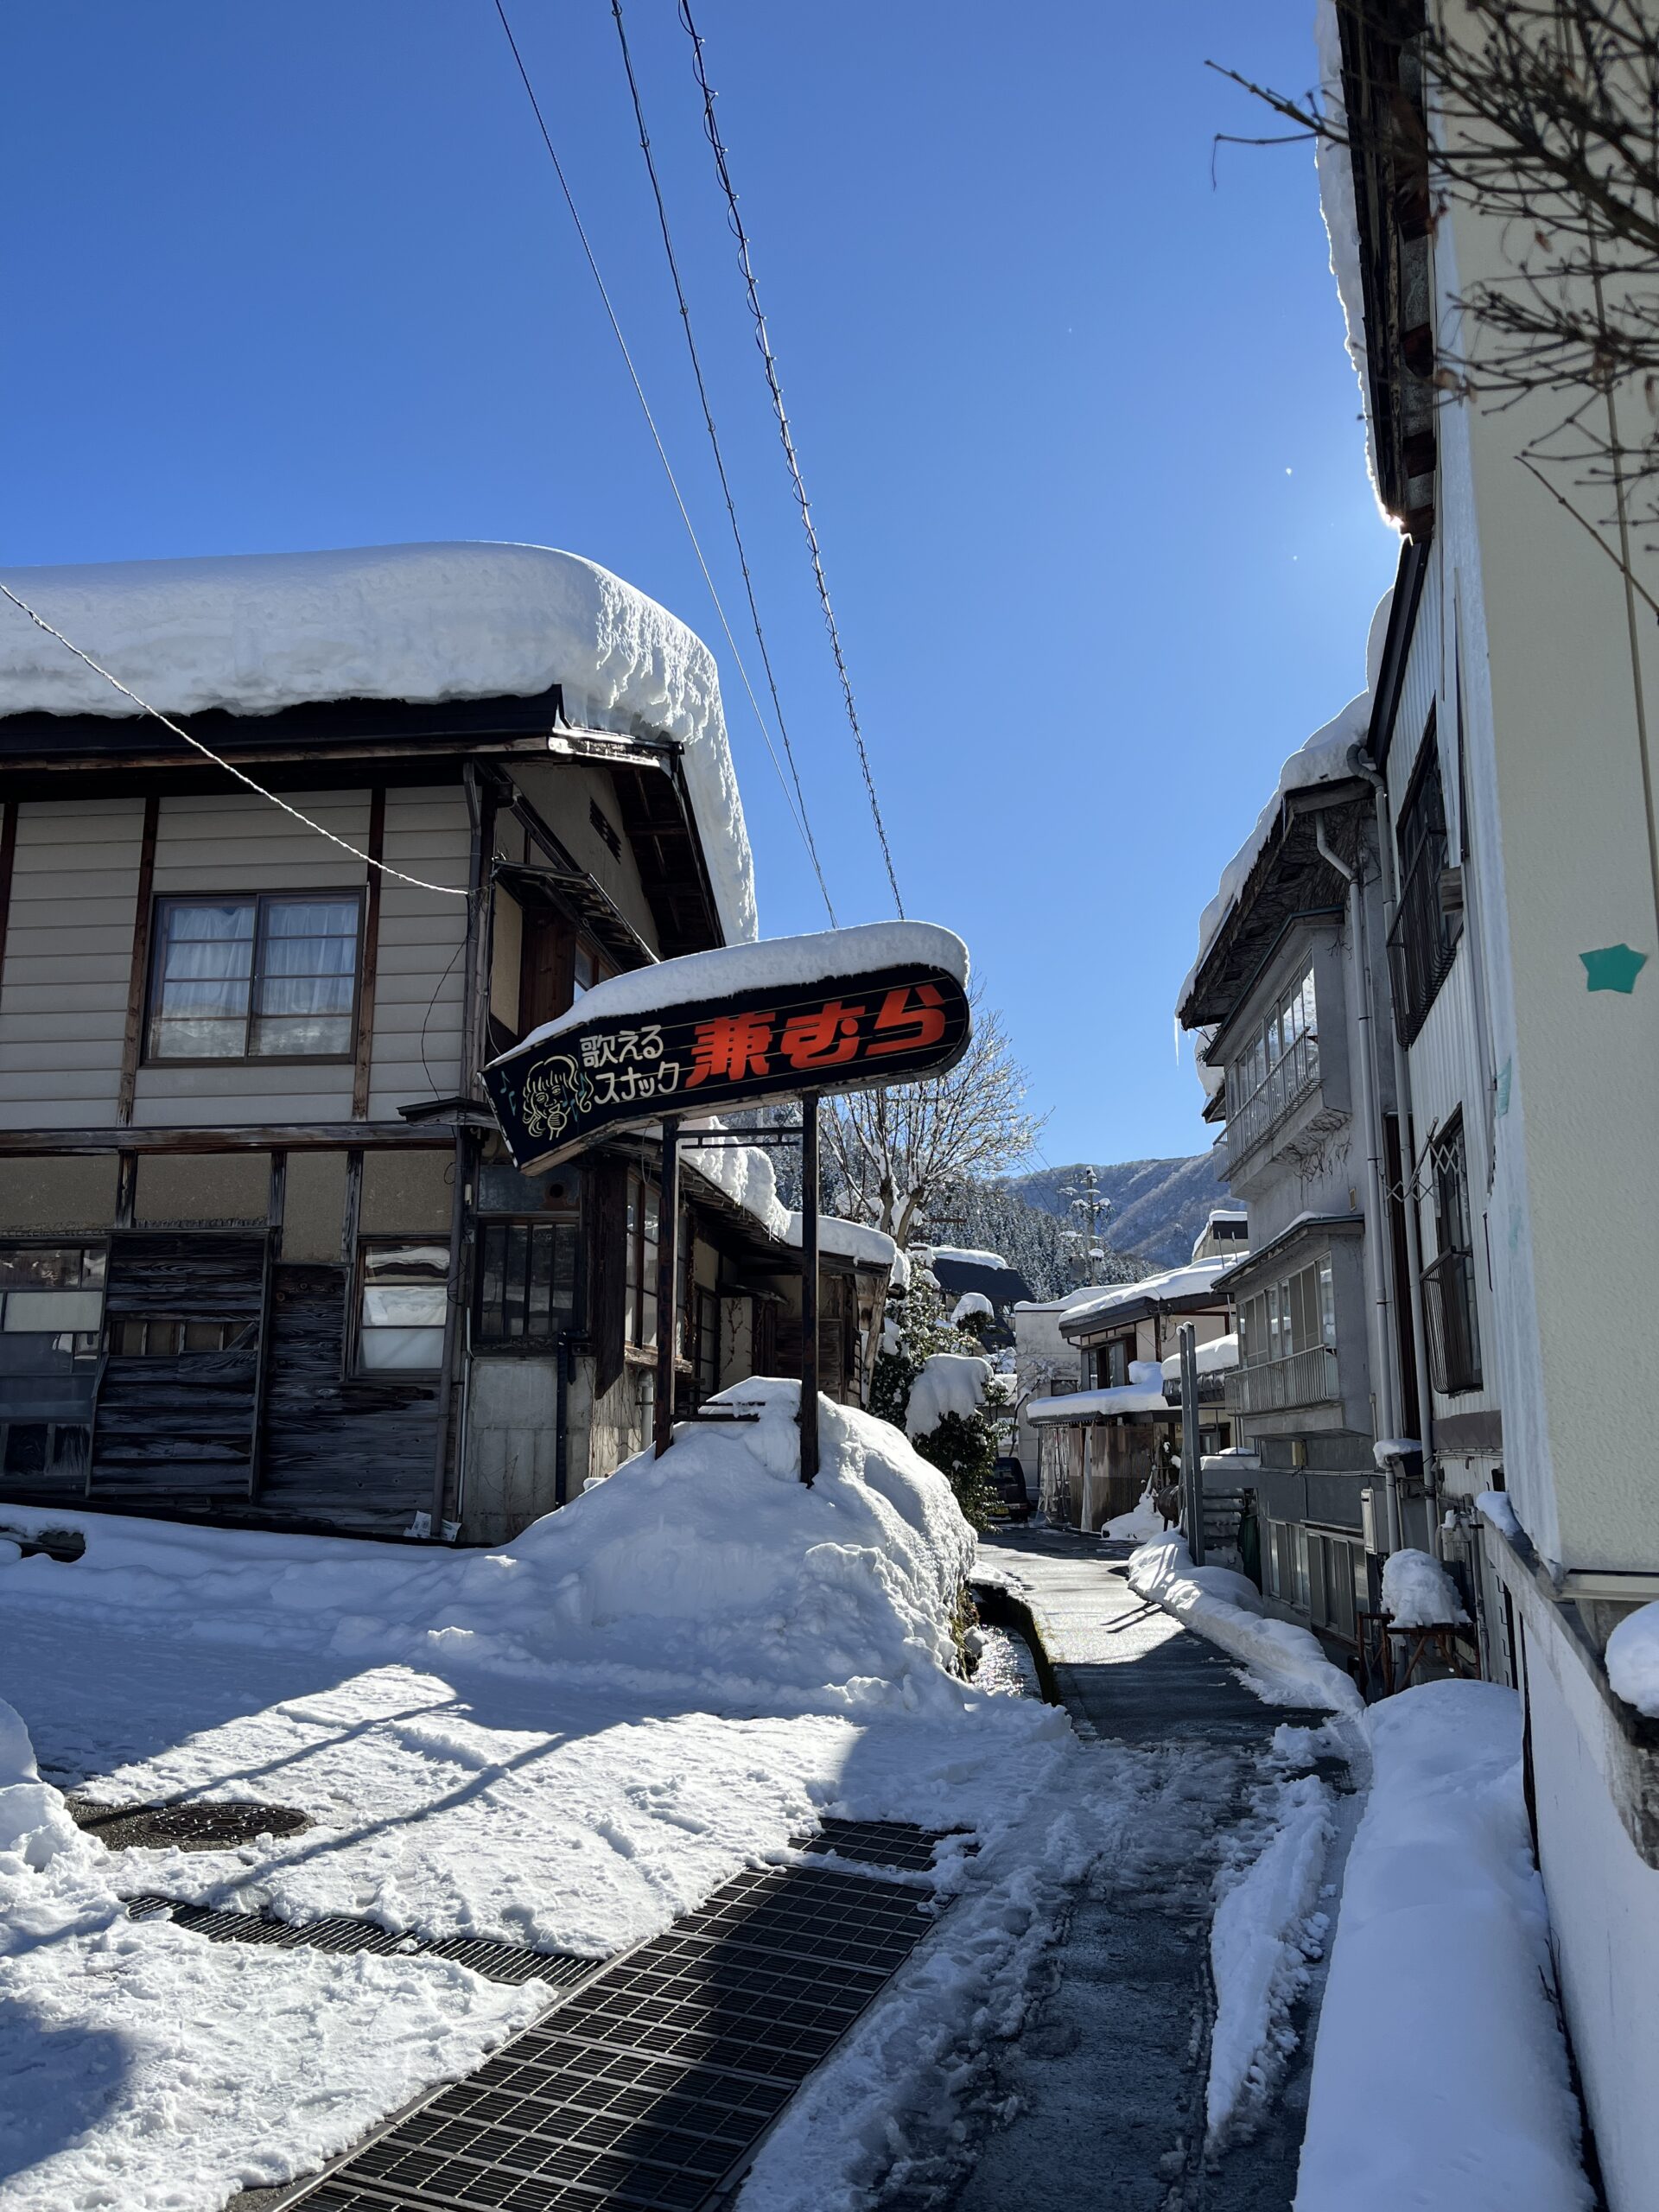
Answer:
90;1232;268;1503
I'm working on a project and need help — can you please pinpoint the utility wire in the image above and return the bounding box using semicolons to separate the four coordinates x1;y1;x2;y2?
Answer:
608;0;835;926
0;582;469;897
677;0;905;918
491;0;831;904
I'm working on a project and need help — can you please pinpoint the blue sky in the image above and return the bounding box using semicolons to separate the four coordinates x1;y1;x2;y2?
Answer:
1;1;1397;1168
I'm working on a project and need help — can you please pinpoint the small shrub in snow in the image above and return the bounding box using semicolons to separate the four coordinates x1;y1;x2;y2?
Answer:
911;1407;1000;1534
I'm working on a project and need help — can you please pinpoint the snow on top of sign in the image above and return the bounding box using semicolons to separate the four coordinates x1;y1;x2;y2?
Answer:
498;920;969;1061
0;541;757;944
1176;589;1392;1025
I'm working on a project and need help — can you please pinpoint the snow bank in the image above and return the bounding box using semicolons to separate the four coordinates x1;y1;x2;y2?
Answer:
1296;1681;1592;2212
0;541;759;943
1104;1485;1166;1543
1476;1488;1522;1543
0;1694;83;1869
1606;1601;1659;1717
3;1384;976;1719
1381;1547;1469;1629
1128;1537;1363;1716
502;919;969;1053
1207;1774;1332;2142
905;1353;992;1440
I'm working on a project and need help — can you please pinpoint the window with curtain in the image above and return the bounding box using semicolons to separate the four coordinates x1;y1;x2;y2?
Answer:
357;1243;448;1372
148;893;363;1060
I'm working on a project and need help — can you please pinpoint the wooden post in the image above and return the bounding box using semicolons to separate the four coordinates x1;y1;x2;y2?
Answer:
654;1116;680;1458
798;1095;820;1484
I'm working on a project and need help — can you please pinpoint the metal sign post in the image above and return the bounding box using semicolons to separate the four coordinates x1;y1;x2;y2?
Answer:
1179;1323;1205;1566
798;1094;820;1484
654;1115;681;1459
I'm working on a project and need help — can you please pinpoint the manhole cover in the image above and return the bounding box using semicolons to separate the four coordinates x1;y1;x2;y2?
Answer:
68;1799;311;1850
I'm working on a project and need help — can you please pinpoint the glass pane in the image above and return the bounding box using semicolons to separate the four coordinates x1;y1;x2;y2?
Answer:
250;1014;353;1057
260;935;358;980
480;1224;505;1332
0;1248;79;1290
505;1223;528;1338
149;1319;182;1357
167;902;255;941
264;899;358;938
363;1284;448;1327
365;1245;448;1281
257;973;354;1013
183;1321;225;1351
360;1325;444;1370
1319;1259;1336;1347
527;1225;551;1333
155;1017;247;1058
551;1223;575;1310
3;1290;104;1334
163;944;253;984
639;1287;657;1348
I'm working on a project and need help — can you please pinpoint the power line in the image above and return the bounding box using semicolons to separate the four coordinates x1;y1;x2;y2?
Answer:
0;582;469;897
490;0;832;909
607;0;835;927
677;0;905;918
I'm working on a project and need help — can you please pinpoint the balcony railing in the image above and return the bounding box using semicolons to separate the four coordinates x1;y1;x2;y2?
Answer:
1225;1345;1339;1414
1225;1028;1321;1165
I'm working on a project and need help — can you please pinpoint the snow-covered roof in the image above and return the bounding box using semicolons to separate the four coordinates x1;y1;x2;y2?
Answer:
1013;1281;1135;1318
1027;1372;1171;1423
1058;1256;1233;1331
677;1117;896;1274
1160;1332;1240;1382
502;921;968;1057
922;1244;1009;1270
786;1212;897;1272
0;541;758;943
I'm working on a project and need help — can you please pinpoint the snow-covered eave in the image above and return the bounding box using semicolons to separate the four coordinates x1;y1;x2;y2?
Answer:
1176;769;1372;1036
1027;1386;1173;1425
1057;1260;1234;1341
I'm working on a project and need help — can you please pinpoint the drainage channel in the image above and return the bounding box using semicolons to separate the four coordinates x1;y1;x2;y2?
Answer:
137;1819;958;2212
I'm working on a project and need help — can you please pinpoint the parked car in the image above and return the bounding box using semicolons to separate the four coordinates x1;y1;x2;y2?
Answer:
990;1454;1031;1522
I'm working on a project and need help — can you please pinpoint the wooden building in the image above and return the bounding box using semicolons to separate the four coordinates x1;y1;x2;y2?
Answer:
0;543;893;1545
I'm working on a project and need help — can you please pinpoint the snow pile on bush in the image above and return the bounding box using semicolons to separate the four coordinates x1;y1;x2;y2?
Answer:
1128;1536;1363;1715
950;1291;994;1329
904;1352;992;1440
1297;1681;1592;2212
1606;1600;1659;1716
1381;1548;1469;1629
1;1383;976;1719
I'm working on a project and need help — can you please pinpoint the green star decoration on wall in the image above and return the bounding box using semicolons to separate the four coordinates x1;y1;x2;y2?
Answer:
1580;944;1649;994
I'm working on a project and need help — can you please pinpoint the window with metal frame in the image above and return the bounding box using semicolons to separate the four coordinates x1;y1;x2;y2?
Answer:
1387;715;1463;1044
1234;1256;1338;1412
0;1243;105;1480
148;893;363;1061
356;1241;448;1373
1224;965;1319;1160
1421;1117;1483;1395
474;1217;577;1348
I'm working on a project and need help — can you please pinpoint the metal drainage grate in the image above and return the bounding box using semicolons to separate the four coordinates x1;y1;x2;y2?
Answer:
799;1818;969;1872
126;1897;595;1992
283;1851;947;2212
72;1798;311;1850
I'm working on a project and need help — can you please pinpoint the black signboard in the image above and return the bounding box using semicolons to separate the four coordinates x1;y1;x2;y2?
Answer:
484;960;971;1171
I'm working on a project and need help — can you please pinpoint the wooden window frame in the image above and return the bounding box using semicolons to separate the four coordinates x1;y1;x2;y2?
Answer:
351;1235;450;1379
143;887;366;1069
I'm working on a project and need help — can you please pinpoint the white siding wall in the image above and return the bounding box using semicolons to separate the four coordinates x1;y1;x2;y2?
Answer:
0;796;144;1127
367;786;470;1117
134;790;369;1125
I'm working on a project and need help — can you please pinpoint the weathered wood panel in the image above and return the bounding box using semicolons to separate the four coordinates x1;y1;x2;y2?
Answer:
90;1232;267;1500
0;797;144;1128
257;1262;437;1535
